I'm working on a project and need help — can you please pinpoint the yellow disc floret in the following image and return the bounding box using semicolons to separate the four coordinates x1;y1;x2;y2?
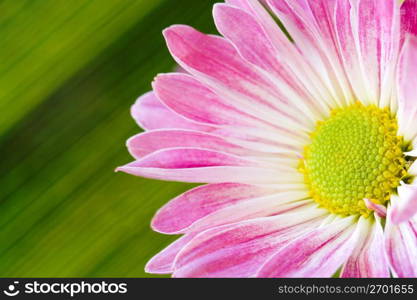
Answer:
300;102;409;217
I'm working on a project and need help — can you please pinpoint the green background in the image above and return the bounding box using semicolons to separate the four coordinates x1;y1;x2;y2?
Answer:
0;0;218;277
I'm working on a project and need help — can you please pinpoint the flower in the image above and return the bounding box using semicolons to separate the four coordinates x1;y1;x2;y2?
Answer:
117;0;417;278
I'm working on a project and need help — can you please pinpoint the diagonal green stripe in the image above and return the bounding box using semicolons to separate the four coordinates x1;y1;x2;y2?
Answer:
0;0;165;137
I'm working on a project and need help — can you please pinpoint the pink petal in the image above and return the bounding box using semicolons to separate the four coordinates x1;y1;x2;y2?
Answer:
401;0;417;38
172;206;327;278
364;198;387;218
145;234;195;274
335;0;400;107
213;4;326;121
206;127;305;154
334;0;369;103
341;217;390;278
268;0;353;107
153;73;272;129
358;0;399;105
301;0;355;103
151;183;277;234
385;204;417;277
225;0;294;55
257;216;358;277
212;3;287;77
391;184;417;224
397;35;417;141
225;0;253;11
163;25;311;133
180;197;312;235
127;129;257;159
229;0;341;114
132;92;306;154
131;91;211;132
125;148;254;168
117;148;300;184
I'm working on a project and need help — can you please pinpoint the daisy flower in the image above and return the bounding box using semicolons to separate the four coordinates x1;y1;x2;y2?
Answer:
118;0;417;278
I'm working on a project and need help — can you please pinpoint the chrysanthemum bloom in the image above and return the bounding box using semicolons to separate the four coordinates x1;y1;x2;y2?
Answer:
118;0;417;277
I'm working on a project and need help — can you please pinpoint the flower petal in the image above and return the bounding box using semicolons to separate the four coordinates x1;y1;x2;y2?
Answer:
131;91;211;132
357;0;400;107
153;73;276;129
334;0;400;108
408;160;417;177
163;24;312;133
226;0;294;54
217;2;287;74
213;3;327;121
341;217;390;278
257;216;358;277
391;184;417;224
127;129;257;159
151;183;277;234
401;0;417;37
385;202;417;277
153;74;308;151
267;0;353;107
334;0;369;104
126;128;304;163
397;35;417;141
145;234;195;274
364;198;387;218
226;0;338;114
184;198;313;235
173;205;327;278
406;150;417;158
117;148;301;184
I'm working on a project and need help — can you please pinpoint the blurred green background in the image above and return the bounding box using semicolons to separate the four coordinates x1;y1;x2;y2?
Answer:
0;0;218;277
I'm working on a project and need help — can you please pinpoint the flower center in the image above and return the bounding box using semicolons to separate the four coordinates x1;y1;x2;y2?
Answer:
300;102;410;217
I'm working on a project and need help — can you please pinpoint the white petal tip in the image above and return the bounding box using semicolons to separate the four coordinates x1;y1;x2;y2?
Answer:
115;166;127;173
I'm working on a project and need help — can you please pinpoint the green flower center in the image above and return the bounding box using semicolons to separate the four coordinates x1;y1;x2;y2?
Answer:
300;102;410;217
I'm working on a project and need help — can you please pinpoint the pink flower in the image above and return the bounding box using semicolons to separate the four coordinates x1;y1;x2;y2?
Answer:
118;0;417;277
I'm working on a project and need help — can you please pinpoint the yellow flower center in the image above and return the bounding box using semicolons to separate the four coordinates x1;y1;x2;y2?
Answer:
300;102;410;217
